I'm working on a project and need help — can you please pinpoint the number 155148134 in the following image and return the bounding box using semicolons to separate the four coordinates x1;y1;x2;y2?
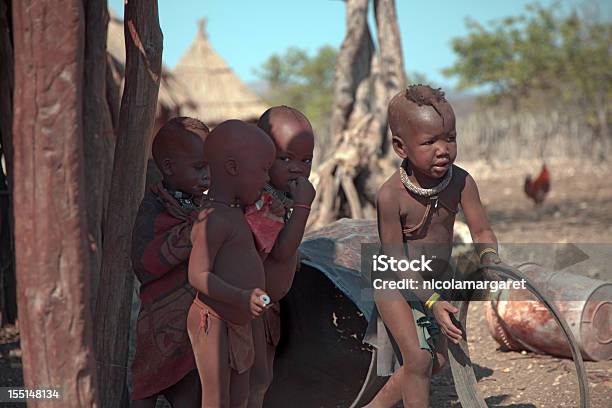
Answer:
1;387;62;402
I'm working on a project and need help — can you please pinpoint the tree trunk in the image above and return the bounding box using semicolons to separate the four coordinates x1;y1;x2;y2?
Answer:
82;0;115;313
329;0;372;147
93;1;162;405
106;53;122;129
0;0;16;326
309;19;375;228
12;0;99;406
374;0;405;157
374;0;405;99
309;0;406;229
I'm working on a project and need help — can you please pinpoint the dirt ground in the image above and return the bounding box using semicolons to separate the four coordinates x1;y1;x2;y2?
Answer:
0;158;610;407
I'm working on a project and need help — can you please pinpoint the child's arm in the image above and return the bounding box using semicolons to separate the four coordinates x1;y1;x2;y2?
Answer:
262;253;298;302
461;174;502;269
264;177;315;300
188;210;266;317
268;177;315;262
131;201;196;285
377;185;462;343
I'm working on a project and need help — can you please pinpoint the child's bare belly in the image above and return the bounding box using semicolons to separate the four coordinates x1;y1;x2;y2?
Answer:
200;223;266;324
402;206;456;280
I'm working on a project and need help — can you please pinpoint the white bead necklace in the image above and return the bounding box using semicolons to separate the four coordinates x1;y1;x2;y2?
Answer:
399;165;453;208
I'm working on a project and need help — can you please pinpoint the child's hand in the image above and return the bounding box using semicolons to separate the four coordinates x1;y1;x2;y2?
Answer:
289;176;316;206
268;196;286;217
481;252;501;265
481;252;502;282
432;301;463;344
242;288;269;319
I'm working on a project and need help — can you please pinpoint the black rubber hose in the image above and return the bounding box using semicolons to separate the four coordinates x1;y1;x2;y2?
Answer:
448;263;589;408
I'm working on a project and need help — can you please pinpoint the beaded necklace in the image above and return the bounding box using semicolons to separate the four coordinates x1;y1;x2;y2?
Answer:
263;184;294;210
166;187;199;210
399;165;453;209
399;165;454;236
205;196;242;209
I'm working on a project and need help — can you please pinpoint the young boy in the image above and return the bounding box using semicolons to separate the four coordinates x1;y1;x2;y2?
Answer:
187;119;275;408
130;117;210;407
365;85;501;408
245;106;316;407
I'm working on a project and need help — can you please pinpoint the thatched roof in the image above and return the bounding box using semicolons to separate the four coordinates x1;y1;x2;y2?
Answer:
173;19;268;125
106;13;195;112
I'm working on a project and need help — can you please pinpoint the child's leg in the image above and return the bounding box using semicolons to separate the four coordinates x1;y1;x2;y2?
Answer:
164;369;201;408
187;303;231;407
247;317;270;408
266;340;276;386
432;336;448;375
229;366;251;408
264;304;280;385
366;299;433;408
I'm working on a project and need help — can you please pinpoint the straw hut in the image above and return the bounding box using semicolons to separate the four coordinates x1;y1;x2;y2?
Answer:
106;12;196;132
173;19;268;126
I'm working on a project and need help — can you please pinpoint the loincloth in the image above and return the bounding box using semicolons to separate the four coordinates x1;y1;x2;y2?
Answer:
188;296;255;374
364;264;447;377
364;294;441;377
262;302;281;347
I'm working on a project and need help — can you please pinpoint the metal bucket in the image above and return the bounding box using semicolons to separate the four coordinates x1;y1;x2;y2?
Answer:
486;262;612;361
265;264;385;408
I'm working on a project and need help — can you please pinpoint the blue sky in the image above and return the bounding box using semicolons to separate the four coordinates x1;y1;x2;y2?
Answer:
109;0;609;89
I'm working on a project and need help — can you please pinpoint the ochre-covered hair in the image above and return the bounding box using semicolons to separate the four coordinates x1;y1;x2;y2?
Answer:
152;116;209;166
388;84;449;135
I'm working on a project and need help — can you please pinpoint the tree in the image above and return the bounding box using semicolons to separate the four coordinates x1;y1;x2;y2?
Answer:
5;0;163;403
444;2;611;145
307;0;405;228
82;0;115;312
93;1;163;405
256;46;337;150
12;0;99;405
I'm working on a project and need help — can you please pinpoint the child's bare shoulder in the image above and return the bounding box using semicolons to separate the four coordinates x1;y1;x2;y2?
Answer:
376;170;402;208
191;207;235;243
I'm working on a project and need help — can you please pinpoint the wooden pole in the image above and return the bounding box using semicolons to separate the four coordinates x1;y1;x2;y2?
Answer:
12;0;99;405
93;1;162;405
82;0;115;312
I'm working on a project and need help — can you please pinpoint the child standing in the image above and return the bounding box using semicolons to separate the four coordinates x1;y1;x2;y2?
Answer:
365;85;501;408
131;117;210;407
245;106;316;407
187;120;275;408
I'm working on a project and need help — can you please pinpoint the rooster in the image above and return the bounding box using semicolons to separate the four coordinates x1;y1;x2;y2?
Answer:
524;164;551;205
